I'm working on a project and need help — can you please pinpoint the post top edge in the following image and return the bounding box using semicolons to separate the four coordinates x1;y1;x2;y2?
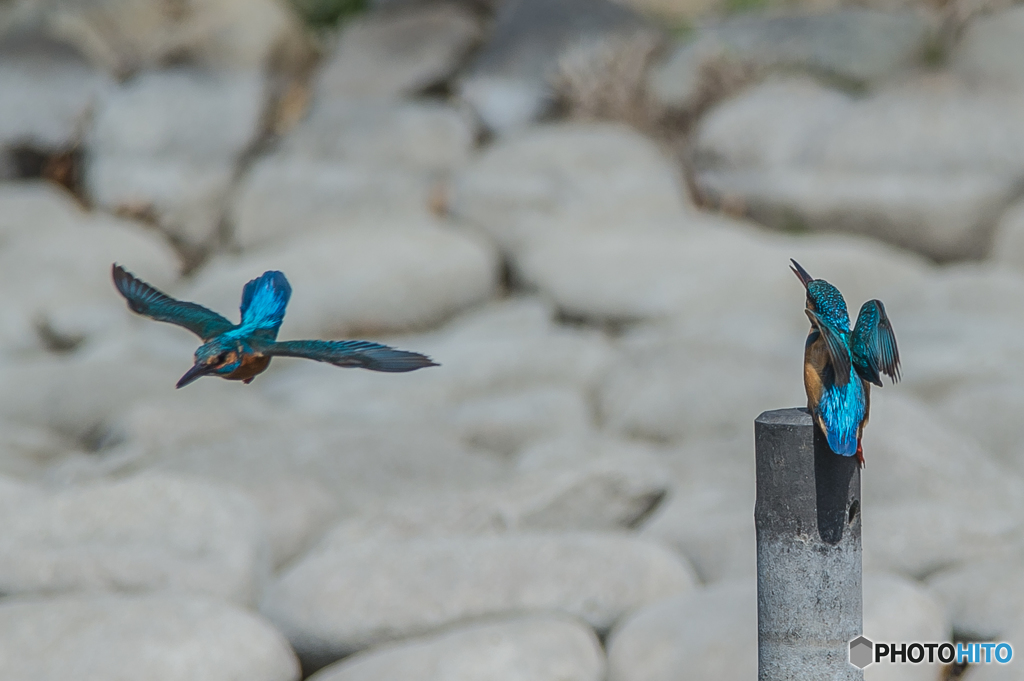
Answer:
755;407;812;426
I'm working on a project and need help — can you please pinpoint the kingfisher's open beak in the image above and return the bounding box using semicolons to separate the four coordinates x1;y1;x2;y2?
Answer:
790;259;813;289
176;362;216;389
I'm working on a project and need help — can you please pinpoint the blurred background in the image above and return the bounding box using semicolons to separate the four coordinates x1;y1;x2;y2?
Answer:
1;0;1023;679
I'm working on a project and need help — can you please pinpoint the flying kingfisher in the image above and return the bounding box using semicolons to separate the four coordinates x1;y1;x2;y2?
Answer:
112;264;437;388
790;259;900;466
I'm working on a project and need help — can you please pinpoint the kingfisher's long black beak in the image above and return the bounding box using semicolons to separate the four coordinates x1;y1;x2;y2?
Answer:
176;362;215;389
790;259;813;289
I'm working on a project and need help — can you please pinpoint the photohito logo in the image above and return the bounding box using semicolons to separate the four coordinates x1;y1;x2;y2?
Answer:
849;637;1013;669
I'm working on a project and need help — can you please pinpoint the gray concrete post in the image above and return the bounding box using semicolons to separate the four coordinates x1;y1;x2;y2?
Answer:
754;408;863;681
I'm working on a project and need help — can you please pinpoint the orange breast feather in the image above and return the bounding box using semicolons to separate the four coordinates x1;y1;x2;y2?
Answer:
226;354;270;382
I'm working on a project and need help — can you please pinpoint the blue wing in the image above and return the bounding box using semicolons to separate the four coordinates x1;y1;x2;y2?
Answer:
265;340;437;372
852;299;900;387
805;309;852;387
112;264;235;340
238;271;291;342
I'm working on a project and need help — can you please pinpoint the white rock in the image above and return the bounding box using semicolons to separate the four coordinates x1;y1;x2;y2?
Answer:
107;398;508;514
633;434;755;584
308;615;604;681
0;421;81;480
990;198;1024;271
319;454;670;543
262;533;697;666
230;157;436;249
649;10;931;111
0;183;181;353
459;76;550;133
315;3;482;100
450;122;690;253
282;101;475;172
86;69;266;245
693;77;1024;260
0;473;268;605
449;385;593;455
927;551;1024;640
187;222;499;339
515;432;668;473
864;501;1023;582
456;0;648;132
516;215;927;323
599;330;801;441
0;593;299;681
89;70;263;162
861;392;1024;509
965;619;1024;681
953;6;1024;88
861;393;1024;578
0;41;113;149
606;580;757;681
932;379;1024;473
699;167;1018;261
0;199;179;351
640;487;755;583
895;265;1024;398
0;341;185;440
89;157;236;244
48;0;308;74
257;296;614;433
232;102;476;249
0;209;179;307
863;573;950;681
247;477;341;570
29;350;505;568
698;76;1024;178
0;180;88;237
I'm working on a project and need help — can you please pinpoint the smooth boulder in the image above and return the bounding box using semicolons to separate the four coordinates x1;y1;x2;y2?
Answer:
263;532;696;667
308;615;604;681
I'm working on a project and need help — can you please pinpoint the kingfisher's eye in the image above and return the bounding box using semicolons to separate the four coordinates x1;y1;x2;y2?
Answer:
216;353;228;364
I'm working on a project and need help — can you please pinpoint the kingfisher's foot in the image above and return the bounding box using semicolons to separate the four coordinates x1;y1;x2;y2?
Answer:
855;440;865;468
243;377;254;384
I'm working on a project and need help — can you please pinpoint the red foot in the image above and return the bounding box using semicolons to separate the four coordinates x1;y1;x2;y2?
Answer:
243;377;254;384
855;440;865;468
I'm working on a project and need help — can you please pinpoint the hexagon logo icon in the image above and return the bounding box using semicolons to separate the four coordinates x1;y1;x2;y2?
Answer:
850;636;874;668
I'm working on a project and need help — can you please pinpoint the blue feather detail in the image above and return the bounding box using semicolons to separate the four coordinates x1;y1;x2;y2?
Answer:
817;366;866;456
267;339;437;372
237;271;291;341
806;280;850;331
112;264;235;340
852;299;901;386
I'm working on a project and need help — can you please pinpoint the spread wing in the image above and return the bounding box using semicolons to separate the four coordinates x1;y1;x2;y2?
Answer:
805;308;852;387
112;264;235;341
238;271;291;342
264;340;438;373
852;299;901;386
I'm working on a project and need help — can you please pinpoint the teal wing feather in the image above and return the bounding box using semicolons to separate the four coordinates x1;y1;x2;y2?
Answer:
238;271;291;342
112;264;235;341
265;340;438;373
852;299;901;386
805;308;852;387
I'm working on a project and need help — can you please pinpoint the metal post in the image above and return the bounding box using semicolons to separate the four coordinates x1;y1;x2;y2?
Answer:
754;408;862;680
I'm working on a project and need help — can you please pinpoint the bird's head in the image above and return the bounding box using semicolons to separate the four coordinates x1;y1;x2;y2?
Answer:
790;259;851;332
176;338;246;388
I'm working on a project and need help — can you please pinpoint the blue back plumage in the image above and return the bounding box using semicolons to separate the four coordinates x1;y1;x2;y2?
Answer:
817;365;867;456
806;280;850;331
237;271;291;341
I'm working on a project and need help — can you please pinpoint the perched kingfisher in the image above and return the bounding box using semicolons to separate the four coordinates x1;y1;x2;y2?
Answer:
790;260;900;466
112;264;437;388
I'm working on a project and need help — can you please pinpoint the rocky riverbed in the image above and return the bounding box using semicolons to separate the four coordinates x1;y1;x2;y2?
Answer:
1;0;1024;679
